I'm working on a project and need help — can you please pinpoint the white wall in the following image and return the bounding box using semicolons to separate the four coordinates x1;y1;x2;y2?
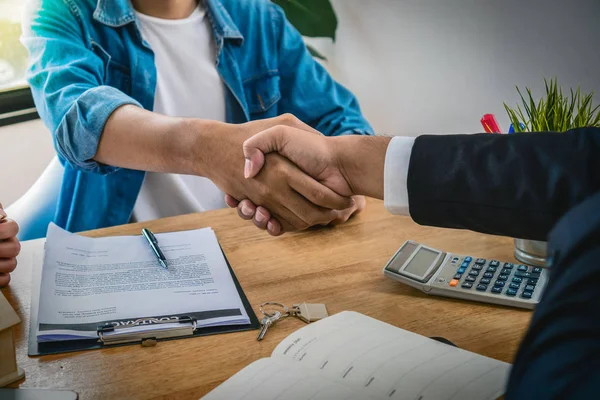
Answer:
0;119;54;206
309;0;600;135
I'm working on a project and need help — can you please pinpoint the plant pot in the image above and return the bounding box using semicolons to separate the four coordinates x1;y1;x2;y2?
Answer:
514;239;547;267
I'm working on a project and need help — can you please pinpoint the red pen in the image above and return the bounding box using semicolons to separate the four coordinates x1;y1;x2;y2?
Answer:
480;114;502;133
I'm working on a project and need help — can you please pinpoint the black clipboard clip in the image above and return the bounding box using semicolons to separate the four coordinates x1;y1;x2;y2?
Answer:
97;316;197;347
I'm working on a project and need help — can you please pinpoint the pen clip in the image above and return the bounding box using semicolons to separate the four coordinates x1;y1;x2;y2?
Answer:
143;228;158;244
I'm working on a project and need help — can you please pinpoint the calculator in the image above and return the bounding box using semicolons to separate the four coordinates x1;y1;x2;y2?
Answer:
383;240;549;309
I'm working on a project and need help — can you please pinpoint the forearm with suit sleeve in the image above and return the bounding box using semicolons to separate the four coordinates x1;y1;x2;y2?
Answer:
406;128;600;241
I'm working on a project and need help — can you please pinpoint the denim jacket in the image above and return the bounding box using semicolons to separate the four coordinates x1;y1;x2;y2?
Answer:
21;0;373;232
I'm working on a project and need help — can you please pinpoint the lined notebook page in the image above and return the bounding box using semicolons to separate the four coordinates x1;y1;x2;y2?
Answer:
203;312;510;400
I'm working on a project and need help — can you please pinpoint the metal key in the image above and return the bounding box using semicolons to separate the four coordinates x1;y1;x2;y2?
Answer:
256;311;282;341
291;303;328;323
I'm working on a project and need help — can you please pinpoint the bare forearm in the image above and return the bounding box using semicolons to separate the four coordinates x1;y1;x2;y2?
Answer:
94;105;219;176
334;136;391;199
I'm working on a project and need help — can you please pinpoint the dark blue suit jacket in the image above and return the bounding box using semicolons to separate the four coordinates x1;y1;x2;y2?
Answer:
406;128;600;398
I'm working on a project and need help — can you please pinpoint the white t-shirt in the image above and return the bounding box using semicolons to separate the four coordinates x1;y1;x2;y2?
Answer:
132;6;228;222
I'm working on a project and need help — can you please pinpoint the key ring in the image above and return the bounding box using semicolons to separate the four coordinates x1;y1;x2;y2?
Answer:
260;302;290;318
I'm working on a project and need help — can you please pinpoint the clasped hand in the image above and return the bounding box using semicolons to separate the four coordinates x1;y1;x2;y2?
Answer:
221;117;361;236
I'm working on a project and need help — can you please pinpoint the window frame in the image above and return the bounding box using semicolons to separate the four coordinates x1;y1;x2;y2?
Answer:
0;86;38;127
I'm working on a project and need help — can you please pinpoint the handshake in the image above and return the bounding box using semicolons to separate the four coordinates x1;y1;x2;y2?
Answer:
212;115;390;236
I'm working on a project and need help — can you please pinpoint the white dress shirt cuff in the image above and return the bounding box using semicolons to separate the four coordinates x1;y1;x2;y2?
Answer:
384;136;416;216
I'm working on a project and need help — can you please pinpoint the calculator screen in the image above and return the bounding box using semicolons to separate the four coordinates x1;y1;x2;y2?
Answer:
403;248;440;278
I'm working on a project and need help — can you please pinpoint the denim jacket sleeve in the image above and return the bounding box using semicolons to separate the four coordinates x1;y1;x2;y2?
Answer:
269;5;373;137
21;0;141;174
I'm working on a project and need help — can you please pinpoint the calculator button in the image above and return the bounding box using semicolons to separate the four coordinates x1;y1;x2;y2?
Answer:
476;284;488;291
462;282;473;289
480;278;491;285
518;265;528;272
509;282;521;289
449;279;459;287
515;271;541;279
506;288;518;296
489;260;500;267
468;270;480;276
453;274;462;280
491;286;502;294
527;278;538;285
501;268;512;275
521;291;533;299
532;267;543;273
497;274;509;281
503;263;514;269
483;272;494;279
464;256;473;262
457;267;466;274
512;277;523;284
471;264;483;271
452;257;459;262
486;266;497;273
475;258;486;265
461;262;470;268
465;276;476;282
525;284;535;291
494;280;506;287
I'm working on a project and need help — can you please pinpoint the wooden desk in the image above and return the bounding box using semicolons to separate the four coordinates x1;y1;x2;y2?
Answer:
3;199;532;399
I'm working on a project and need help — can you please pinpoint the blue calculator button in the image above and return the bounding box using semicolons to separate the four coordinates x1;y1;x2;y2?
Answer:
532;267;543;273
525;284;535;291
494;280;506;287
483;272;494;279
453;273;462;280
497;274;509;281
527;278;538;285
464;256;473;262
503;263;514;269
475;258;486;265
518;265;528;272
491;286;502;294
471;264;483;271
468;270;480;276
486;266;497;273
476;284;488;291
465;276;476;282
457;267;466;274
509;282;521;289
462;282;473;289
461;262;470;268
506;288;518;296
521;291;533;299
489;260;500;267
501;268;512;275
480;278;491;285
512;277;523;284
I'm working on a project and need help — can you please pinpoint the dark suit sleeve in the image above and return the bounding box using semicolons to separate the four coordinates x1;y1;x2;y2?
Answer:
505;191;600;399
407;128;600;240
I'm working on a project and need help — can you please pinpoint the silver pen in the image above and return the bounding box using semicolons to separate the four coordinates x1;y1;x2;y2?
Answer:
141;228;168;269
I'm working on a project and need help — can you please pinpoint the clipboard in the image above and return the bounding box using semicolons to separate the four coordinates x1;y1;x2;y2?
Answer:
28;247;260;356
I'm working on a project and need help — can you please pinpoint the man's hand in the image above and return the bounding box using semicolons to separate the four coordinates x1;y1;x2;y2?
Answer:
0;203;20;287
225;126;391;235
225;125;361;235
199;115;354;233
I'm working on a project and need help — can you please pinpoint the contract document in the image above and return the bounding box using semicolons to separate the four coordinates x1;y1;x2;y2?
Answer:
36;224;249;342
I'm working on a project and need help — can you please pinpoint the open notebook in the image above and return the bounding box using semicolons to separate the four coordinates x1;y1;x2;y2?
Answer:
203;311;510;400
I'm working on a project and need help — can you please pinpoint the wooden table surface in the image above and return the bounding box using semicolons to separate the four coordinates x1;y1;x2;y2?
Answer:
3;199;532;399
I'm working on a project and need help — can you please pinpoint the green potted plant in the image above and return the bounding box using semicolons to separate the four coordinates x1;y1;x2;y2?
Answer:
273;0;337;60
504;78;600;266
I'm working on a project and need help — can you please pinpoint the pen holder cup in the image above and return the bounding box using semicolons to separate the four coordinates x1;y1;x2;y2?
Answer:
514;239;547;267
